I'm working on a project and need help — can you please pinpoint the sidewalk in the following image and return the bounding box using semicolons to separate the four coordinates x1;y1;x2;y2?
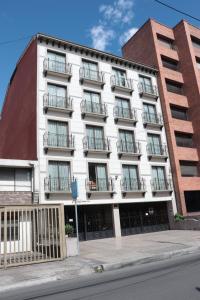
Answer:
0;230;200;292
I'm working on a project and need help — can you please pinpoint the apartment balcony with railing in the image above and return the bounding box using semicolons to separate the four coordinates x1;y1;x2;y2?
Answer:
83;136;111;157
147;143;168;160
80;100;107;120
151;178;172;194
79;68;105;87
111;75;133;94
143;112;163;128
86;177;115;198
43;132;75;154
44;177;71;195
138;82;158;99
121;177;146;196
114;106;137;124
43;58;72;80
43;94;73;115
117;140;141;159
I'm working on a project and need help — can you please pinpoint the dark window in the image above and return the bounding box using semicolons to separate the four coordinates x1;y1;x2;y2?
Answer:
157;34;176;50
191;36;200;49
161;56;178;71
180;161;199;177
196;57;200;69
166;79;183;95
170;105;188;121
185;191;200;212
175;132;194;148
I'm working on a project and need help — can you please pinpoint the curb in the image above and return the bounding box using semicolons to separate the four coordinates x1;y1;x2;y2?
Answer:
95;246;200;272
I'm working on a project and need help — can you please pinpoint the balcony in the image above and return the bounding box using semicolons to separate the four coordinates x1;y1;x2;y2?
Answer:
147;144;168;160
83;136;111;157
138;83;158;100
86;178;115;198
43;94;73;115
114;106;137;125
79;68;105;88
43;133;75;154
43;58;72;80
44;177;71;197
151;178;172;194
121;178;146;196
111;75;133;94
80;100;107;121
117;140;141;159
143;112;163;129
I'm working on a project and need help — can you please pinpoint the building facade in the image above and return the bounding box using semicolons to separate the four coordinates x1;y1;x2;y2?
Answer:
0;33;177;240
123;19;200;217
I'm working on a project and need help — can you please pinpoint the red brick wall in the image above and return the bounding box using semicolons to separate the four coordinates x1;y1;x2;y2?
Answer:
0;39;37;160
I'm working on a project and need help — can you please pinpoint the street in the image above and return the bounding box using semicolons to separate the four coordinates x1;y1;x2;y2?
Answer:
1;253;200;300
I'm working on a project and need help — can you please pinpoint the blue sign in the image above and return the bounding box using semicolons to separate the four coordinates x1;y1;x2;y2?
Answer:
71;179;78;200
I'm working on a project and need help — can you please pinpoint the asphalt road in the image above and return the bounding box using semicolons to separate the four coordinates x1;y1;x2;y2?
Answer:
2;253;200;300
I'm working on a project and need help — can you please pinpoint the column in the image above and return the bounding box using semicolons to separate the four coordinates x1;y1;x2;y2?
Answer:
112;204;121;237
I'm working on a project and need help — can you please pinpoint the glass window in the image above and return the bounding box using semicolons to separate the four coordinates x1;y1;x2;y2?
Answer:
152;166;166;189
88;163;108;191
139;76;153;93
47;51;66;73
196;57;200;69
115;97;131;118
191;36;200;49
161;56;178;71
84;91;101;114
48;161;70;191
86;125;104;150
148;134;162;155
180;161;199;177
122;165;139;190
166;79;183;95
113;68;127;87
119;130;135;152
170;105;188;121
143;103;157;123
47;84;66;108
48;121;68;147
175;132;194;148
157;34;175;50
82;60;98;80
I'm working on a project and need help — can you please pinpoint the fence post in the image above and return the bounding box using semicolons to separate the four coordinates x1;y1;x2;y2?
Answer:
3;207;7;269
59;204;66;259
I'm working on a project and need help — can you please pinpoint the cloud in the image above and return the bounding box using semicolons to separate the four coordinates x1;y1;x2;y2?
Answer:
90;25;115;51
119;27;138;45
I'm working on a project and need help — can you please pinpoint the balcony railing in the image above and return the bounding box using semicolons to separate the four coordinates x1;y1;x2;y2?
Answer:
79;68;105;86
151;178;172;192
111;75;133;93
86;177;114;193
143;112;163;127
80;100;107;119
43;58;72;79
44;177;71;192
43;133;75;152
114;106;137;123
117;140;141;157
83;136;111;156
121;178;146;193
147;143;168;158
138;82;158;99
43;94;73;113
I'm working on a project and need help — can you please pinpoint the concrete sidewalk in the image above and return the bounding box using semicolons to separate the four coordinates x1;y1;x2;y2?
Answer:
0;230;200;292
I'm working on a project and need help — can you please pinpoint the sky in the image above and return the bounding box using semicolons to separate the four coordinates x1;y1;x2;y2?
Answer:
0;0;200;109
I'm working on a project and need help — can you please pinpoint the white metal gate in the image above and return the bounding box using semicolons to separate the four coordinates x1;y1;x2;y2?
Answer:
0;204;66;268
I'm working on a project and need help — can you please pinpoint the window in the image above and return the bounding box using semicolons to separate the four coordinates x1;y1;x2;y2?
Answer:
180;161;199;177
0;168;31;192
47;84;67;108
86;125;104;150
48;161;70;191
139;75;154;93
113;68;127;87
143;103;157;122
119;130;135;152
148;134;162;155
115;97;131;118
122;165;139;190
166;79;183;95
47;51;66;73
175;132;194;148
83;91;101;114
191;36;200;49
82;60;98;81
161;56;178;71
170;105;188;121
48;120;68;147
185;191;200;212
196;57;200;69
88;163;108;191
157;34;175;50
152;166;166;189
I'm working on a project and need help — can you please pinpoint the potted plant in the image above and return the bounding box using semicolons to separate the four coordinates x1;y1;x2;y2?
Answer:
65;223;78;257
65;223;74;237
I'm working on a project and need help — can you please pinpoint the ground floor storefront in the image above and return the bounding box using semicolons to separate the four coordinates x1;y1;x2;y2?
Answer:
64;201;171;241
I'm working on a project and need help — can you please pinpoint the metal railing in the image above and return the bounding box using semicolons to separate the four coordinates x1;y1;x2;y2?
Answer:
80;100;107;116
147;143;168;156
138;82;158;97
121;178;146;192
43;94;73;111
114;106;137;120
151;178;172;191
44;177;71;192
83;136;110;152
111;75;133;90
79;67;105;83
43;58;72;75
117;140;141;154
43;133;75;149
86;177;114;192
0;205;66;268
143;112;163;125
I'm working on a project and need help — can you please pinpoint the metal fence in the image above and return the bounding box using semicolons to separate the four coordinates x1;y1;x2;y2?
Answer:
0;204;66;268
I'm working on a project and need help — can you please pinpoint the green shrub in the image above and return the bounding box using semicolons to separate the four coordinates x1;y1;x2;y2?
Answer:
174;213;185;222
65;224;74;236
